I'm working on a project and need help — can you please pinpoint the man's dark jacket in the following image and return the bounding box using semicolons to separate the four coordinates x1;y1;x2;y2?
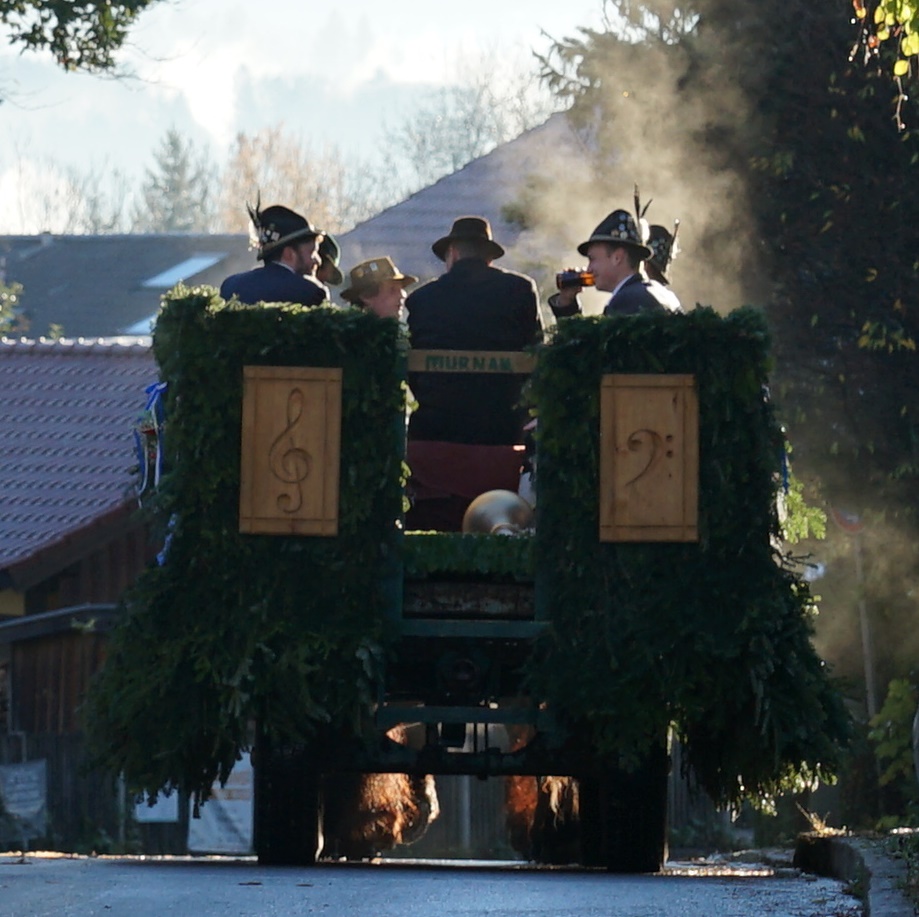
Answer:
220;261;326;306
549;273;668;319
406;258;539;445
603;273;666;316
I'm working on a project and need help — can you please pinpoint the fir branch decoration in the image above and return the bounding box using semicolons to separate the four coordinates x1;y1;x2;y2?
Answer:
526;307;850;805
85;292;848;811
85;286;407;804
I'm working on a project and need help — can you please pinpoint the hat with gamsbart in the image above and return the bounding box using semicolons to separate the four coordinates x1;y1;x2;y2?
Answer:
432;216;505;261
341;256;418;304
247;202;322;261
318;233;344;286
577;209;652;260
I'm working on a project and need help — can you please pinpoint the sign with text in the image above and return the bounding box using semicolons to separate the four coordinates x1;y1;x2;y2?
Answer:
0;760;47;839
239;366;342;536
407;350;535;374
599;374;699;542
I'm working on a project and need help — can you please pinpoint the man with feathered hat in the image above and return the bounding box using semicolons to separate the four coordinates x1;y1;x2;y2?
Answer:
551;208;665;319
644;222;683;313
220;202;327;307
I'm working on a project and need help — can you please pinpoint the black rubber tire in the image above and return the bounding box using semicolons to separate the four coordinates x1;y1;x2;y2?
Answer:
253;733;322;866
578;744;669;872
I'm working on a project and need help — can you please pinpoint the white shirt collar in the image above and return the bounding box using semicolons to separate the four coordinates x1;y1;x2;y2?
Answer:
609;272;637;300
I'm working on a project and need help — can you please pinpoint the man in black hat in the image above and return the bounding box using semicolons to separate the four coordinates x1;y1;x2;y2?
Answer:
645;222;683;313
406;215;539;444
404;215;540;530
220;203;327;307
317;233;344;290
550;209;665;318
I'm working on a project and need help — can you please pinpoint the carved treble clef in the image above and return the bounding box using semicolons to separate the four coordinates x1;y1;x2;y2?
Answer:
267;387;313;513
623;428;673;487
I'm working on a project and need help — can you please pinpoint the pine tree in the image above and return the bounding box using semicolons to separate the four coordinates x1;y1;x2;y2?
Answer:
0;279;26;334
132;129;215;233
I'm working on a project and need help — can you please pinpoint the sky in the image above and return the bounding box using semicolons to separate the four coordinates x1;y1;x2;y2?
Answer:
0;0;604;232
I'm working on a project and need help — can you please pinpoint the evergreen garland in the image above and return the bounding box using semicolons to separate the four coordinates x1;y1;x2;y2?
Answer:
527;307;850;804
403;532;534;579
85;287;406;803
86;291;849;809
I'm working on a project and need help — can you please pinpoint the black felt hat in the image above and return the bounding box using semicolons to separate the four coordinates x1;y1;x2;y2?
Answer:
432;216;505;261
318;233;344;286
247;202;322;261
577;209;652;260
647;222;680;283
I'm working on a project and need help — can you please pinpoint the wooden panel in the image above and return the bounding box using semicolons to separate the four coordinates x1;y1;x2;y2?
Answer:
599;374;698;542
407;350;535;374
11;633;108;733
239;366;342;536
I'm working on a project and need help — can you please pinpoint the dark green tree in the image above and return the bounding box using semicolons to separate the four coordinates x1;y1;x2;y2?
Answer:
0;278;26;334
540;6;919;507
132;128;215;232
538;0;919;816
0;0;160;72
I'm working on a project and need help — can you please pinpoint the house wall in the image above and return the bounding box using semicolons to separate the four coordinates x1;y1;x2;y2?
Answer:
0;732;122;853
0;591;24;618
10;631;108;734
25;525;152;616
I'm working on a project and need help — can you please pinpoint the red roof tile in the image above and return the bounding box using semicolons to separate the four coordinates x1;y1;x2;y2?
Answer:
0;336;157;575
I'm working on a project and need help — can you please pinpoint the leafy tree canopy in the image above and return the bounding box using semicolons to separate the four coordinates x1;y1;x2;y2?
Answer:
853;0;919;81
0;0;160;72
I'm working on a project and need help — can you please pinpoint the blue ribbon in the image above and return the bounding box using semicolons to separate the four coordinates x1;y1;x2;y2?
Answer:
144;381;168;490
135;381;168;502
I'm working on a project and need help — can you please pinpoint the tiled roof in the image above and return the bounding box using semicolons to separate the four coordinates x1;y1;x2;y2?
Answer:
0;336;157;580
0;234;252;338
336;113;586;286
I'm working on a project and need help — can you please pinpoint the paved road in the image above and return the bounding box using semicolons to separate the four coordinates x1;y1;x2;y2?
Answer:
0;855;862;917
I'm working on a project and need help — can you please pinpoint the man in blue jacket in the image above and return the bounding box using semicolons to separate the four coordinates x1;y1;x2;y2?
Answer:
549;209;665;318
220;203;327;307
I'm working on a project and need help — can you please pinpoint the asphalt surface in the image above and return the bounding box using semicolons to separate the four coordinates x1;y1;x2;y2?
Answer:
0;852;865;917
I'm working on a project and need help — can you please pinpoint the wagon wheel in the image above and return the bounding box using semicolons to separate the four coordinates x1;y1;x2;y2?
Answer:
253;730;323;866
578;743;669;873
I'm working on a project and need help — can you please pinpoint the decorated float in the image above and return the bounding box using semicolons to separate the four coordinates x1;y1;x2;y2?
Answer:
86;287;849;871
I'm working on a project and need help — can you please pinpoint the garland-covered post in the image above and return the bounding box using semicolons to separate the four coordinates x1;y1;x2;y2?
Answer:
528;307;850;806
